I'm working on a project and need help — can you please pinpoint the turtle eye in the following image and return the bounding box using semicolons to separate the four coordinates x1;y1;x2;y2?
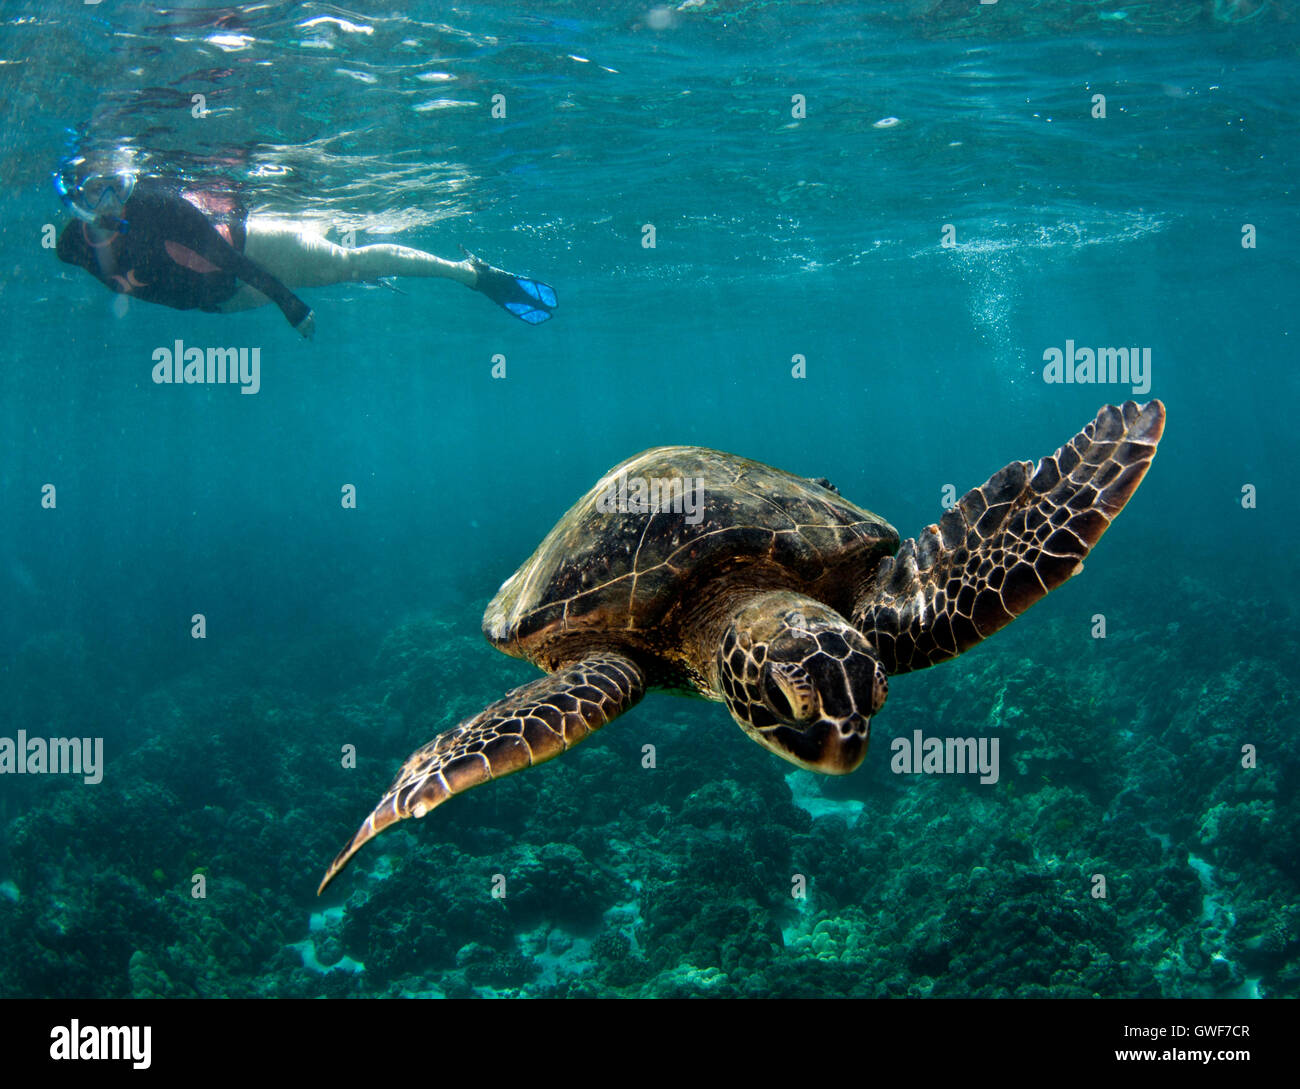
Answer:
763;662;817;723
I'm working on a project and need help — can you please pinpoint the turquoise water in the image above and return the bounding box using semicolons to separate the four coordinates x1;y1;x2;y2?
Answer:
0;0;1297;998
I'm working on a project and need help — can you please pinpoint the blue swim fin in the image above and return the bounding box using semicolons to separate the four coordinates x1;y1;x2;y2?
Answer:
461;247;557;324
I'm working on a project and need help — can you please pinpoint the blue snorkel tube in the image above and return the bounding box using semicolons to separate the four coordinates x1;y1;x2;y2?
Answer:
53;164;135;233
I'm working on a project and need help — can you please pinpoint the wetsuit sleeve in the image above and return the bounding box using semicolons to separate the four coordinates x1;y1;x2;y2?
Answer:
131;185;311;328
219;245;312;327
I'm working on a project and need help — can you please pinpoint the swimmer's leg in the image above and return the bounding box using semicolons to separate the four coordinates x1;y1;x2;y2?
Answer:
220;217;556;324
217;217;475;312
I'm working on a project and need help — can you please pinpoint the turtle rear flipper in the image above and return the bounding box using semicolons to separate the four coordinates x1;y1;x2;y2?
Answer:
854;400;1165;675
318;654;645;894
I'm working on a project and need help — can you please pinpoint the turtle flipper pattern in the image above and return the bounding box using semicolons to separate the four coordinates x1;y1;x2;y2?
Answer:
318;654;645;893
853;399;1165;675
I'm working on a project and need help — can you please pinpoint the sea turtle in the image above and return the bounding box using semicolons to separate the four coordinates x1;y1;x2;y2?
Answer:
319;399;1165;892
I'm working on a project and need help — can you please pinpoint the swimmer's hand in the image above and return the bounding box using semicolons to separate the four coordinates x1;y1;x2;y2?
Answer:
295;311;316;340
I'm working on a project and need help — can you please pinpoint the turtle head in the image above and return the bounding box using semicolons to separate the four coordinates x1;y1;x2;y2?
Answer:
715;592;887;774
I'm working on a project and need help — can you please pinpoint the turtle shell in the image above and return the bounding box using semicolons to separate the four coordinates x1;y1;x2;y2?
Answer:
484;447;899;666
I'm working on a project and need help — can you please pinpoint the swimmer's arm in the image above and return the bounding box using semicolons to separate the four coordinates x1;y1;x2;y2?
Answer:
153;191;313;333
220;249;312;333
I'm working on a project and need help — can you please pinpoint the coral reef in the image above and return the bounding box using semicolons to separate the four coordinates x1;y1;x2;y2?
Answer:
0;572;1295;998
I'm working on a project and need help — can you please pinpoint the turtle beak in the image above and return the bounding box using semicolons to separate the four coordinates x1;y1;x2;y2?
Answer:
807;713;871;774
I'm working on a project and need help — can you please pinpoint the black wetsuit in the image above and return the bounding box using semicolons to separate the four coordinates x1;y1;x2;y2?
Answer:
56;179;310;329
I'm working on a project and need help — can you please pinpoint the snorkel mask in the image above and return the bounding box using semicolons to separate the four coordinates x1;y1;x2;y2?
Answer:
54;168;135;232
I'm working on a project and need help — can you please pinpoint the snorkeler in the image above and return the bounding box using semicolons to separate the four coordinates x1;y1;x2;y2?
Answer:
53;170;558;338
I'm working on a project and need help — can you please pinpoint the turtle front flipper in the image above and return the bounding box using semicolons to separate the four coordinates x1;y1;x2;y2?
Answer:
853;400;1165;675
318;654;645;894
